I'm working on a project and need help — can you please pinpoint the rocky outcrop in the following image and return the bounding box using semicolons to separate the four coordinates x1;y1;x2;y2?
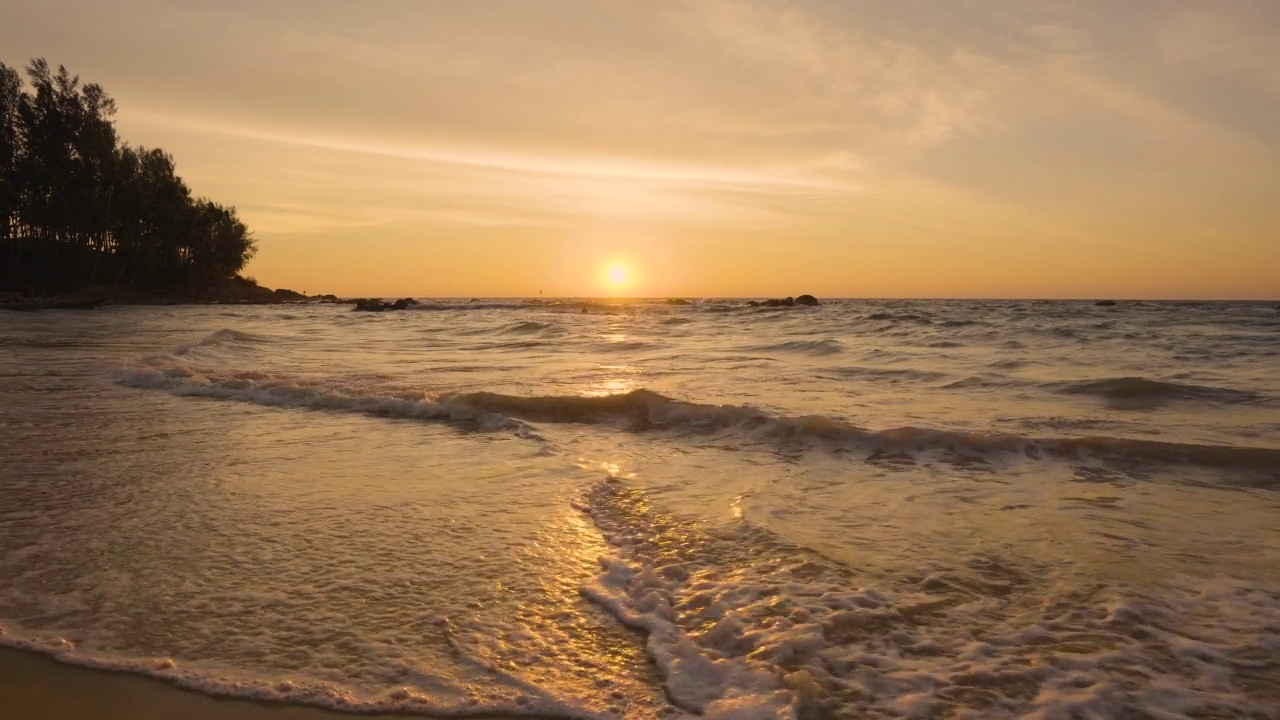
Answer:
747;295;820;308
6;278;334;306
1095;300;1117;307
353;298;419;312
272;288;307;301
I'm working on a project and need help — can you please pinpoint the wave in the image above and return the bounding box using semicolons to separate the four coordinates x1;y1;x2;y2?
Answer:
114;363;1280;478
0;626;596;718
866;312;932;323
988;358;1036;369
171;329;266;355
496;320;565;337
518;300;641;315
406;302;529;312
940;374;1020;390
746;339;845;356
826;366;949;383
1054;376;1273;408
593;340;655;352
112;364;535;435
578;477;1280;720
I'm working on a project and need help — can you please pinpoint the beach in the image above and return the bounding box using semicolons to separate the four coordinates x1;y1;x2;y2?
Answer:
1;299;1277;718
0;647;430;720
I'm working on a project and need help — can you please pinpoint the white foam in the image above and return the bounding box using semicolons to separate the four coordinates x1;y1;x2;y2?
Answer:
578;477;1280;720
112;331;1280;479
112;361;534;436
0;624;600;717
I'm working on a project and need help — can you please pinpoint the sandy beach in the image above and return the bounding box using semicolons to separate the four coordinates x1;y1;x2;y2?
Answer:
2;301;1278;718
0;647;423;720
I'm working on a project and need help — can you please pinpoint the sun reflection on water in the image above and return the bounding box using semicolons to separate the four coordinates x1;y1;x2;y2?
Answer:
577;457;635;480
580;364;640;398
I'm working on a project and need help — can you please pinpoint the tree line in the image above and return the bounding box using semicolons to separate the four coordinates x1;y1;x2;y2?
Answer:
0;59;256;295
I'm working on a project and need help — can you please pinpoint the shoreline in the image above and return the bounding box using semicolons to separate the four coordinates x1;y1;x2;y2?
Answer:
0;278;341;308
0;646;516;720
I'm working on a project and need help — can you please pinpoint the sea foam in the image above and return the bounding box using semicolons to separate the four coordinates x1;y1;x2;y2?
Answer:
115;337;1280;481
577;476;1280;720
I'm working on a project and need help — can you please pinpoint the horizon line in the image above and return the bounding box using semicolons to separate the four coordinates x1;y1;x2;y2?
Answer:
324;295;1280;302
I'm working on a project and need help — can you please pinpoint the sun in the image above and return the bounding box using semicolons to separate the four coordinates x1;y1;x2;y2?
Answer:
600;259;635;295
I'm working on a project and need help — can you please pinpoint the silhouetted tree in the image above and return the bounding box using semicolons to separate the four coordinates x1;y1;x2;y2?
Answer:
0;58;256;294
0;63;21;242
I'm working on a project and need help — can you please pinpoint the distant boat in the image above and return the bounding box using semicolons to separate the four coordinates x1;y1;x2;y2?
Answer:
0;296;109;312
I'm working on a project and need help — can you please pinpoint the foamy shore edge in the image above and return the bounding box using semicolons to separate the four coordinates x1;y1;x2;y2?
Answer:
0;646;536;720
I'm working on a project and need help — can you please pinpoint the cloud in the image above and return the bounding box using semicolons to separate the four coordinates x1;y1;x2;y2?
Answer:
4;0;1275;296
1156;8;1280;94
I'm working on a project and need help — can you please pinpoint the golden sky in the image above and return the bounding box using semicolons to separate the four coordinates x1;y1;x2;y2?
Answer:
4;1;1277;297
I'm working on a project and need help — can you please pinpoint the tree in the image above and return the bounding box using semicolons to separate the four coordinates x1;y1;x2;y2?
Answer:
0;58;257;293
0;63;21;241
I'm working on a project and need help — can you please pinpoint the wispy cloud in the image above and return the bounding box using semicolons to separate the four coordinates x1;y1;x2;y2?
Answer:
127;107;859;191
6;0;1274;296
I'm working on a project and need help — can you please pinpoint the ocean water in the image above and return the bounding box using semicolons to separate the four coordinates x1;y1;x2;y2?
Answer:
1;299;1278;719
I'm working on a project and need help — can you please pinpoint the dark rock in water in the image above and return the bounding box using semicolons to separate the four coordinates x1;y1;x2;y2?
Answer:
665;298;691;305
354;297;418;312
748;296;818;308
316;294;340;303
1095;300;1117;307
353;298;389;312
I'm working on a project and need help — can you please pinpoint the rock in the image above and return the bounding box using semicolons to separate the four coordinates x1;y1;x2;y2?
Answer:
316;294;340;303
353;298;390;312
748;295;818;308
353;298;417;312
272;287;307;301
1095;300;1117;307
664;298;691;305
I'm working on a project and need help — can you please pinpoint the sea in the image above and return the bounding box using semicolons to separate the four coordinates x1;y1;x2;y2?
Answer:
1;298;1277;719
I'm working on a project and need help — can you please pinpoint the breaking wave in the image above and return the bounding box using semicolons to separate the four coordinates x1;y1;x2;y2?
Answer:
577;477;1280;720
114;346;1280;479
171;328;266;355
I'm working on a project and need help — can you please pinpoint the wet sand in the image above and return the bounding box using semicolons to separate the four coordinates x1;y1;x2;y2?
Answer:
0;647;448;720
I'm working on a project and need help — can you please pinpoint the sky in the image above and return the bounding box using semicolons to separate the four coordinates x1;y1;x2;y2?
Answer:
2;0;1277;298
